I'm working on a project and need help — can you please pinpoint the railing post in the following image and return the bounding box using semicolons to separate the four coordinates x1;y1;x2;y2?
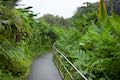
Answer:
53;43;88;80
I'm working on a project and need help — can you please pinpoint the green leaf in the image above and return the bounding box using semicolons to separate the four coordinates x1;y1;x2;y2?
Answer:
98;0;107;21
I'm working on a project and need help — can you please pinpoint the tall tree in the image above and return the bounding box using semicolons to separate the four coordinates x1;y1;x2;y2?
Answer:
0;0;20;8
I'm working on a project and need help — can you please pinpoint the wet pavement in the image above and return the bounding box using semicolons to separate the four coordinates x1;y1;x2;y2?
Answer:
28;53;63;80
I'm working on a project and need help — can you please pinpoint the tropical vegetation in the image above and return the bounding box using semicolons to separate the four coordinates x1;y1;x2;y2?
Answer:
0;0;120;80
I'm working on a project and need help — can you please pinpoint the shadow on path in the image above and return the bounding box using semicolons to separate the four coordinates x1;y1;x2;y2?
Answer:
28;53;63;80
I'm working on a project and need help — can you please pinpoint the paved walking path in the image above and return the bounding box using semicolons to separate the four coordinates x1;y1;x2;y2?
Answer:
28;53;63;80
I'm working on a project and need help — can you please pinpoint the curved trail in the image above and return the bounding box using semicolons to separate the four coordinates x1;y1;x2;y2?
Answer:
28;53;63;80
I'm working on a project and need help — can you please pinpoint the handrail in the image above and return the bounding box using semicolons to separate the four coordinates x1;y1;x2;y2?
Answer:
53;43;88;80
55;54;74;79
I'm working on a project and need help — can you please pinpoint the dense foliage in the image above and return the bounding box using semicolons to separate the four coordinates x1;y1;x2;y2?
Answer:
55;1;120;80
0;0;120;80
0;0;56;79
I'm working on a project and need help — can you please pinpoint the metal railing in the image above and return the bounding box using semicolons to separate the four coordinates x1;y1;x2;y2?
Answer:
53;44;88;80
